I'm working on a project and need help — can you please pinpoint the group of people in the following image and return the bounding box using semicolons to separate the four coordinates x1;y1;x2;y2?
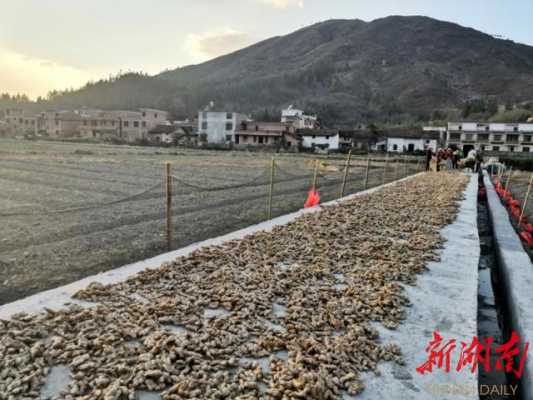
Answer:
425;147;481;172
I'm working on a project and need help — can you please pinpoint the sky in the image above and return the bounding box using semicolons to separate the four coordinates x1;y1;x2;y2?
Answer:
1;0;533;99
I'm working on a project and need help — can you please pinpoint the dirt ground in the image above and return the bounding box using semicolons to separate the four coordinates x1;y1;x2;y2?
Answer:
0;138;422;304
500;170;533;258
506;171;533;222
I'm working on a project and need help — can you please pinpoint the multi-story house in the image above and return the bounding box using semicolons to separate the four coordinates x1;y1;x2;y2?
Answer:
36;111;82;137
78;108;169;141
447;122;533;153
234;121;299;148
197;111;249;144
281;106;318;130
79;110;121;140
4;109;38;135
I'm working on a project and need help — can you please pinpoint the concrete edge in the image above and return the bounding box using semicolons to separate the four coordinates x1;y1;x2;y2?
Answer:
0;173;424;319
484;171;533;399
357;172;479;399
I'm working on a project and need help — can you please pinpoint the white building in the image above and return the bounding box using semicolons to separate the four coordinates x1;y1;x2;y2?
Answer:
386;136;438;153
300;129;340;151
197;111;248;144
423;126;447;145
281;106;317;130
447;122;533;153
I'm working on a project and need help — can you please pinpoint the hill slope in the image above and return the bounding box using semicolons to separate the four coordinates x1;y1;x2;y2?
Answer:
45;16;533;124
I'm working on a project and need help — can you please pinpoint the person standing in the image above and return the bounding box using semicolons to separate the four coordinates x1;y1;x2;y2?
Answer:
452;149;459;169
425;148;433;171
446;148;453;170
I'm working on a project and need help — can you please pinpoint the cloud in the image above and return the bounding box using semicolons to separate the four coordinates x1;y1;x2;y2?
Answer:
256;0;304;8
185;29;256;62
0;47;103;98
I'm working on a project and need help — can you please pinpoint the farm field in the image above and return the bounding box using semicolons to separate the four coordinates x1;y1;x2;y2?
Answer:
498;170;533;257
507;171;533;223
0;138;423;304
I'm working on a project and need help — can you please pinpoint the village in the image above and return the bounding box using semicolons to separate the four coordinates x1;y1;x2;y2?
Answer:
1;105;533;157
3;2;533;399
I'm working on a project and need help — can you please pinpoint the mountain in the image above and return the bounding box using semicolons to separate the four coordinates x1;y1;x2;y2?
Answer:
42;16;533;125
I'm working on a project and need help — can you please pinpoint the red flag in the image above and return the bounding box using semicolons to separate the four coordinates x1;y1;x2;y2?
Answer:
304;190;321;208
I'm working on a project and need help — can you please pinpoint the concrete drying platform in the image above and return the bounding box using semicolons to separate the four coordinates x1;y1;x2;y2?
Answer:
484;172;533;399
0;172;480;400
354;173;480;399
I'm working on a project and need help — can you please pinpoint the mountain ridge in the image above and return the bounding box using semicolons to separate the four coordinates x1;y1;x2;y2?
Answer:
38;15;533;124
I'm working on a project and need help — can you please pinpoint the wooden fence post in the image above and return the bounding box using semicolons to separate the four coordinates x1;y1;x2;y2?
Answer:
382;153;389;185
519;173;533;224
165;162;172;251
364;157;371;190
312;159;319;191
267;157;275;219
505;167;513;192
340;150;352;197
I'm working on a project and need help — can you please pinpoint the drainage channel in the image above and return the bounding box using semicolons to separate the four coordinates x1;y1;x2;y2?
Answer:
477;176;521;399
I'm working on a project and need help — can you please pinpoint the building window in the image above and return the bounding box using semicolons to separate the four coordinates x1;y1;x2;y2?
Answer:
458;125;462;130
253;136;257;143
226;113;232;119
155;113;158;119
142;112;146;117
111;121;115;127
492;134;502;142
142;121;146;128
523;147;530;152
201;122;208;130
225;122;233;131
485;126;489;131
507;135;519;143
133;121;139;128
393;144;398;151
55;120;59;126
202;112;207;119
464;134;474;142
477;134;489;142
259;136;264;144
480;145;486;151
493;146;500;151
91;120;97;127
514;127;518;132
225;134;232;141
124;121;129;127
509;146;514;152
450;133;461;141
524;135;532;143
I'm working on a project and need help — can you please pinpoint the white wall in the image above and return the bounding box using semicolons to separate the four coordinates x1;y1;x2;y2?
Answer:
448;122;533;133
281;107;317;129
387;138;437;152
301;134;340;150
198;112;246;144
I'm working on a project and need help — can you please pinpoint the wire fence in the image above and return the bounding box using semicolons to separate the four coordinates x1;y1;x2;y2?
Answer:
490;168;533;244
0;153;425;303
162;154;425;251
